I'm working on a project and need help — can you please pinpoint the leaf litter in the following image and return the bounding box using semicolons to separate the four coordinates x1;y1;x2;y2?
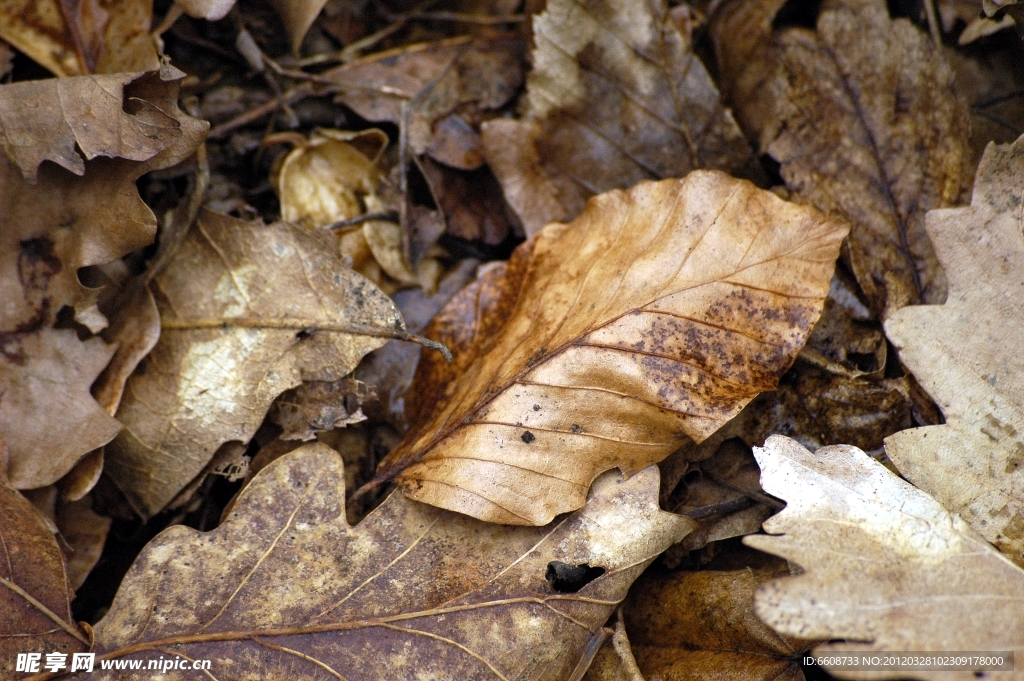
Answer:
1;0;1024;679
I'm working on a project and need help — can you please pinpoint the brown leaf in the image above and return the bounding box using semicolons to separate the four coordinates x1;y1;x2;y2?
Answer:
0;67;207;327
0;0;158;76
884;135;1024;566
56;495;111;591
106;209;406;517
326;37;524;154
177;0;236;21
0;480;89;677
271;377;370;441
379;173;847;525
747;435;1024;680
0;68;205;490
481;0;751;235
85;443;693;679
622;563;807;681
268;0;329;52
2;329;121;490
711;0;972;318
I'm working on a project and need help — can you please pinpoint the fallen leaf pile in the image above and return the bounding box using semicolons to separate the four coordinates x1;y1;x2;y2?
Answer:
2;0;1024;679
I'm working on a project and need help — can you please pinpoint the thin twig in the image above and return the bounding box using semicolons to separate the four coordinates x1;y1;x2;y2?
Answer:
208;81;324;139
923;0;942;47
321;212;400;231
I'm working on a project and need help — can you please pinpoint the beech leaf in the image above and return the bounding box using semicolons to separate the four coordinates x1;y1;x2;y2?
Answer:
482;0;750;234
711;0;972;318
747;435;1024;680
1;480;89;677
884;135;1024;566
84;443;693;679
378;172;848;525
106;210;407;517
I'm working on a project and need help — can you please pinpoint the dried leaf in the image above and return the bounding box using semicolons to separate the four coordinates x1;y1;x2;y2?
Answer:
712;0;972;318
326;37;524;155
0;68;206;323
106;210;406;517
623;563;807;681
2;329;121;489
268;0;329;52
884;135;1024;566
271;377;370;441
276;128;388;230
0;0;158;76
379;173;847;525
86;443;693;679
482;0;750;235
56;495;111;591
0;481;89;677
747;435;1024;680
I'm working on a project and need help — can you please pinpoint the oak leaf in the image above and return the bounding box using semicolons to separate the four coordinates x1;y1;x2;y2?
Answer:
0;67;206;489
711;0;972;318
884;135;1024;566
378;173;847;525
106;210;406;517
481;0;750;235
82;443;693;680
1;478;89;677
747;435;1024;680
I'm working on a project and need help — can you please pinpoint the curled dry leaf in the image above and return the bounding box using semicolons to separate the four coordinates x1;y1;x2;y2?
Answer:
884;135;1024;566
56;495;111;591
107;210;404;517
747;435;1024;680
268;0;330;52
1;481;89;678
83;443;693;680
622;562;807;681
0;0;158;76
0;67;206;490
481;0;750;235
379;172;847;525
711;0;971;318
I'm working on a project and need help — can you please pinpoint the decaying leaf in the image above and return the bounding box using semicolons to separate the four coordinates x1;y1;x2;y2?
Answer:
1;479;89;677
107;209;406;517
884;135;1024;566
0;0;158;76
2;329;121;490
327;37;524;158
271;377;370;441
0;68;195;320
378;172;847;525
711;0;972;318
481;0;750;235
84;443;693;679
268;0;329;52
747;435;1024;680
56;495;111;591
0;67;205;490
622;562;807;681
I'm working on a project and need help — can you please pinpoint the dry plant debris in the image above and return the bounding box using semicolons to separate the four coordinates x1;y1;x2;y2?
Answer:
84;444;691;680
885;135;1024;566
378;173;846;525
1;0;1023;678
712;0;972;318
748;435;1024;680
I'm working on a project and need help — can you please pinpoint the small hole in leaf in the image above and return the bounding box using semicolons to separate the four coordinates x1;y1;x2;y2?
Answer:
545;561;605;593
521;430;535;443
295;329;313;341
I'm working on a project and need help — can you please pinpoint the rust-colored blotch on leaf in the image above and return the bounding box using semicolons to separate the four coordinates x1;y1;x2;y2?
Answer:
381;172;849;525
